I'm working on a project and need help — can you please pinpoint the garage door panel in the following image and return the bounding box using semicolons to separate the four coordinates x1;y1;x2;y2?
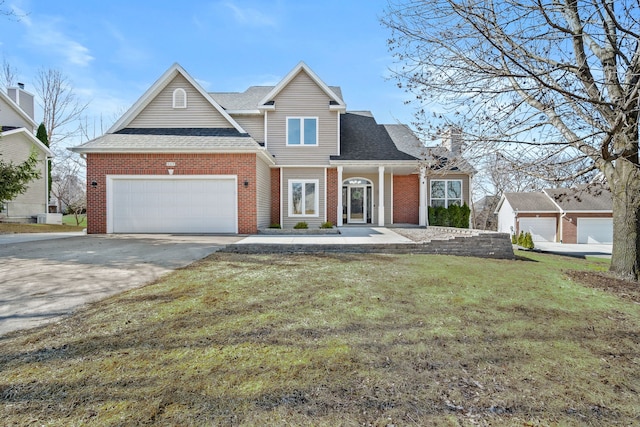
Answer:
578;218;613;244
110;177;237;233
519;218;556;242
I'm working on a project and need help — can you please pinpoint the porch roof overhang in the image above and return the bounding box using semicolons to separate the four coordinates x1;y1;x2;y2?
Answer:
330;160;419;175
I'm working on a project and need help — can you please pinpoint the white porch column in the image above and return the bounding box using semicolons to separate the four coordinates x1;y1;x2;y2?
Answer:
419;166;427;226
378;166;385;226
337;166;343;227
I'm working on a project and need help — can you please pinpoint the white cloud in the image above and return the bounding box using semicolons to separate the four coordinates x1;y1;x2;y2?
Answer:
17;13;93;67
221;1;278;28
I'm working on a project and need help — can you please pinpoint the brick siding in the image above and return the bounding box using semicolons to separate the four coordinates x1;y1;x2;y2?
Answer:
270;168;281;226
86;153;258;234
393;174;420;224
326;168;338;225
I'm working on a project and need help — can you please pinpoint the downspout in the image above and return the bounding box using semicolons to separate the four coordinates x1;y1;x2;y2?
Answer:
560;212;567;243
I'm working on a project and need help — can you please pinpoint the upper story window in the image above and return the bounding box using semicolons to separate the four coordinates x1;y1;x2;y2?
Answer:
172;88;187;109
431;179;462;208
287;117;317;146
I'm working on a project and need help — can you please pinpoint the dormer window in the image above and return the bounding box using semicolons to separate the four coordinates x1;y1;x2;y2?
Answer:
172;88;187;109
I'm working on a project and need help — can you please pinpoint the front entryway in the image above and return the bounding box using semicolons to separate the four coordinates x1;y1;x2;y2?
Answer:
343;178;373;224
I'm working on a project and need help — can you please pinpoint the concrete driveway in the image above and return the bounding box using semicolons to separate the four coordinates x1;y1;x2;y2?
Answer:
532;241;612;258
0;233;242;336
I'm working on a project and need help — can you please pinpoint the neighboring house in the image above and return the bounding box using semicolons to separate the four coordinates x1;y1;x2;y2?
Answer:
71;62;474;234
495;183;613;244
0;85;52;219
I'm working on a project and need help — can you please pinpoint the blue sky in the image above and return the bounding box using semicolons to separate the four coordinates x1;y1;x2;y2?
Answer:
0;0;417;140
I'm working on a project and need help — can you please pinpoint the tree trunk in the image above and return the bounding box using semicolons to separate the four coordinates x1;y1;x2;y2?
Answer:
609;159;640;281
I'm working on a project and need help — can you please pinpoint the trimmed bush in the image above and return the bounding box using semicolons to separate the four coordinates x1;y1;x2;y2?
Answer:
320;221;334;229
428;203;471;228
293;222;308;229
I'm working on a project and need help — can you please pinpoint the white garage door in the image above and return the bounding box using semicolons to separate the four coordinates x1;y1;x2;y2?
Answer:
577;218;613;244
519;217;556;242
109;176;237;233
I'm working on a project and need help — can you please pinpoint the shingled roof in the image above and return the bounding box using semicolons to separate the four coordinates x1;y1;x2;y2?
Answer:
502;192;560;212
114;128;249;137
210;85;344;111
544;184;612;211
331;112;418;161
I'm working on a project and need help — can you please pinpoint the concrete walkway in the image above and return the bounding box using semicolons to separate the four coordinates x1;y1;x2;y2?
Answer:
237;227;413;245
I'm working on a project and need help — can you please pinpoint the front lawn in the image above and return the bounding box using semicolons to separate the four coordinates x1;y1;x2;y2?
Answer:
1;252;638;426
0;215;85;233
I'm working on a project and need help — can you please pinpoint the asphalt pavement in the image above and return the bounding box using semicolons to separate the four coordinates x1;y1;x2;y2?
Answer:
0;233;242;336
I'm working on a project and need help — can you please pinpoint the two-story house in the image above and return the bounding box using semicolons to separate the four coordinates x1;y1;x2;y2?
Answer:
72;62;473;234
0;85;52;220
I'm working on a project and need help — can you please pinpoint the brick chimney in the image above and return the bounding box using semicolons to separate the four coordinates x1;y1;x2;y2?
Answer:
7;83;35;121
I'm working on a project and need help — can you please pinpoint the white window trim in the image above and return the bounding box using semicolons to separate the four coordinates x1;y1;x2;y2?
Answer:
172;88;187;109
430;179;463;208
286;117;319;146
288;179;320;217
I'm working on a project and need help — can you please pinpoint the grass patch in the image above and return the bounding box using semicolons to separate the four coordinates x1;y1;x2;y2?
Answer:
0;221;84;233
62;214;87;227
1;252;638;425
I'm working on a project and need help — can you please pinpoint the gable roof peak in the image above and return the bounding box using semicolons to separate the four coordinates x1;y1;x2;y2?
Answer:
258;61;346;111
107;63;246;134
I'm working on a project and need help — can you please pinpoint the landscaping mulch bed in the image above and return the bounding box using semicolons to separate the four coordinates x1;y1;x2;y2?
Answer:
566;270;640;304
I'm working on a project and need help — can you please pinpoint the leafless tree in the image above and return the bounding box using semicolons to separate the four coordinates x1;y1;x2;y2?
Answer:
51;161;86;225
35;68;89;149
383;0;640;280
0;56;17;89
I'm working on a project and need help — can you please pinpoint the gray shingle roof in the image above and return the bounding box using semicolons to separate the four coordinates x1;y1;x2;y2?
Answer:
115;128;248;137
70;133;262;153
544;184;612;211
385;124;475;173
210;86;344;111
503;192;560;212
331;112;418;161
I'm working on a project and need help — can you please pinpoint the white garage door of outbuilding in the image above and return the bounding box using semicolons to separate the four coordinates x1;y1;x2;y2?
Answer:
577;218;613;244
108;176;237;233
519;217;556;242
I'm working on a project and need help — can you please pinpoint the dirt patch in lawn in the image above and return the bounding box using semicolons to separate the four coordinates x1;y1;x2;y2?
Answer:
566;270;640;303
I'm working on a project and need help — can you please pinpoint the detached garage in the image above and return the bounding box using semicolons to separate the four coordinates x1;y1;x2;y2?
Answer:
108;176;237;234
518;217;557;242
577;218;613;244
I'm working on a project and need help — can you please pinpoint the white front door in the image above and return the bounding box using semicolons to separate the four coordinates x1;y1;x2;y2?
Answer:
348;185;367;223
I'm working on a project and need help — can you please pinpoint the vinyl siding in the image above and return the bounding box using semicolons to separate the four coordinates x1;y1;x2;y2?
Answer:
497;198;515;234
0;132;47;217
0;96;33;130
129;74;235;128
256;157;271;228
266;71;339;165
233;115;264;142
282;167;326;229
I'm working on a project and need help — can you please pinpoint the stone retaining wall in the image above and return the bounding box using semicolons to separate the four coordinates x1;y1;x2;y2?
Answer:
222;233;515;260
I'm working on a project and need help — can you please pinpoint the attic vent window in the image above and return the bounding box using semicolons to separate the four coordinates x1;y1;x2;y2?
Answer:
172;88;187;109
